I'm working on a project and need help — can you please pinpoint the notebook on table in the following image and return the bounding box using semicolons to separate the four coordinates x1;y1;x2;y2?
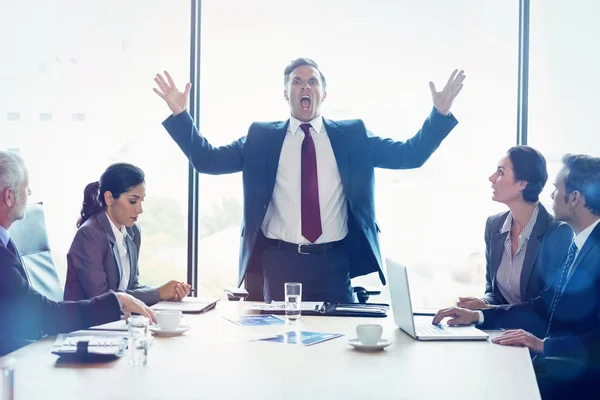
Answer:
52;331;129;361
152;297;220;313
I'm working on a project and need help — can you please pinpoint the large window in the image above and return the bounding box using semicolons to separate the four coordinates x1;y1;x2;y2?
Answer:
0;1;190;289
197;0;519;305
529;0;600;210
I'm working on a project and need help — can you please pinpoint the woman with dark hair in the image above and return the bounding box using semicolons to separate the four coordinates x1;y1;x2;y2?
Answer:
457;146;573;310
64;163;190;305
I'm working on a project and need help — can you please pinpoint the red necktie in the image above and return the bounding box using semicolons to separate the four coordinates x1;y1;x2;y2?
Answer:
300;123;322;243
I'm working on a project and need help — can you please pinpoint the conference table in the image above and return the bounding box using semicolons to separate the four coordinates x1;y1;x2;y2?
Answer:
3;301;541;399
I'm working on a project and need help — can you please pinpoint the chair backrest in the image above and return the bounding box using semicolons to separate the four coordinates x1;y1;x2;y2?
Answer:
8;202;64;301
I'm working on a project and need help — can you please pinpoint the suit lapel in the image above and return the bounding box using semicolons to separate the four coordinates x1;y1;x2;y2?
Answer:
323;119;350;193
3;240;28;281
519;206;549;299
125;230;137;289
266;121;289;198
96;213;123;286
490;220;508;295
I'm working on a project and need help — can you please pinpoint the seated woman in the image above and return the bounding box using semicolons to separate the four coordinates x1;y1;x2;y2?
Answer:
457;146;572;310
64;163;190;305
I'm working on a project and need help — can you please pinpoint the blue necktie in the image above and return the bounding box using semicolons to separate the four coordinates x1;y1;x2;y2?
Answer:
545;241;578;337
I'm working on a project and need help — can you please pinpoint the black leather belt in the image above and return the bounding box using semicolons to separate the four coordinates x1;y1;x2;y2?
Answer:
263;237;344;254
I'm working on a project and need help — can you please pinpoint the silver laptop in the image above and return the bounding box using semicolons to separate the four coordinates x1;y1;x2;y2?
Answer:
386;258;488;341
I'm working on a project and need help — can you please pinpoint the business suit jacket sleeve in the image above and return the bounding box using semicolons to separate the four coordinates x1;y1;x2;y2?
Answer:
480;290;550;338
482;216;503;305
0;250;120;345
162;111;245;174
67;226;113;299
124;224;160;306
537;223;573;292
368;107;458;169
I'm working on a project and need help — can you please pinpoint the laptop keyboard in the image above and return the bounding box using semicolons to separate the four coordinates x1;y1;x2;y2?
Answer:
416;323;448;336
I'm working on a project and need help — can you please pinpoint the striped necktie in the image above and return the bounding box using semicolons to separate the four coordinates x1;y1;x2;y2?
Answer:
545;241;578;337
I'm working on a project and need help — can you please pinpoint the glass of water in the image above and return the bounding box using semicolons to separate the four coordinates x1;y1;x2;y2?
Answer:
284;282;302;322
0;357;14;400
128;316;149;366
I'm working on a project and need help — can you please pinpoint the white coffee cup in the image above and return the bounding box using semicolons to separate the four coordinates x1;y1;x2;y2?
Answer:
356;324;383;345
156;310;182;331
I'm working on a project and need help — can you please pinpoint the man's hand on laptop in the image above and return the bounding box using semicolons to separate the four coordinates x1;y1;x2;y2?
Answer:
432;307;479;326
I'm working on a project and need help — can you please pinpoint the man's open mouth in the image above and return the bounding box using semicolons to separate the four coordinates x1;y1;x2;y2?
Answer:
300;96;311;110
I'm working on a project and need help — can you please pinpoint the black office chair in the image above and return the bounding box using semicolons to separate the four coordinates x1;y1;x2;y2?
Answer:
225;271;380;303
8;202;64;302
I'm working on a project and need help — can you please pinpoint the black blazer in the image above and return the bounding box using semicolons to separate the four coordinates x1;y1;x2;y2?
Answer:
482;222;600;369
0;240;120;356
483;204;573;305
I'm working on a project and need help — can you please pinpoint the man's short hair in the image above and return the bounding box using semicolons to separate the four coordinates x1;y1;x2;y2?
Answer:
283;57;327;90
0;151;26;195
562;154;600;216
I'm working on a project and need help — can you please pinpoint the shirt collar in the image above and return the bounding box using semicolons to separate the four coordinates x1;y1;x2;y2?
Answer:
289;115;324;136
105;212;129;243
500;204;539;240
574;218;600;251
0;225;9;248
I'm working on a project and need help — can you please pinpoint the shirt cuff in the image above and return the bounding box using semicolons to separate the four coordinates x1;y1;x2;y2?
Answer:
477;311;484;325
113;293;123;312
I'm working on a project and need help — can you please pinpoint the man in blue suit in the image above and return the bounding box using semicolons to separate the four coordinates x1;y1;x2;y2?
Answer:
154;58;465;302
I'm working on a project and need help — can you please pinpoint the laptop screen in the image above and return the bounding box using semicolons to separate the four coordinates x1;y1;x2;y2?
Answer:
386;258;418;338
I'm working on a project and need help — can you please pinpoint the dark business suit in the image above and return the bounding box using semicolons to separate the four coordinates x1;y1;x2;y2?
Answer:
163;108;457;299
483;204;573;305
481;223;600;399
0;239;120;356
64;212;160;306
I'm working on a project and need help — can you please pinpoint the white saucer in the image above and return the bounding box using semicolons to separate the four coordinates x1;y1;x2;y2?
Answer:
347;338;391;351
149;324;190;336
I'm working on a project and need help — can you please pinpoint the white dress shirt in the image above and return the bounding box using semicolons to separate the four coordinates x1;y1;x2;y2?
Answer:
495;205;539;304
261;115;348;244
106;213;131;291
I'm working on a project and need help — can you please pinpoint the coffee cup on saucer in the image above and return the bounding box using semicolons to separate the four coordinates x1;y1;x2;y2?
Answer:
356;324;383;345
155;310;182;331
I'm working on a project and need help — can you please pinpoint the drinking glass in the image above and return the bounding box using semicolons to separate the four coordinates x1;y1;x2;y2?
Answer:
128;316;149;366
284;282;302;322
0;357;15;400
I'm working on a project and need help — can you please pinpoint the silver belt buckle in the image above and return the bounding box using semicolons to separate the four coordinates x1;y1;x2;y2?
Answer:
297;244;309;255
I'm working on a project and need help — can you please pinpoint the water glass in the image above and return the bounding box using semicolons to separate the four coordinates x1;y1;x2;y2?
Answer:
128;316;149;366
284;282;302;322
0;357;14;400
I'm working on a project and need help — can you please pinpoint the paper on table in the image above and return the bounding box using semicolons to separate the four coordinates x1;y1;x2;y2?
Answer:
88;319;128;331
259;331;343;346
152;297;219;313
223;314;286;327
